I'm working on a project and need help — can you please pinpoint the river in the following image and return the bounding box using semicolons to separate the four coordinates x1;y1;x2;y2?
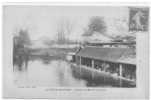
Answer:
13;59;87;87
13;57;135;88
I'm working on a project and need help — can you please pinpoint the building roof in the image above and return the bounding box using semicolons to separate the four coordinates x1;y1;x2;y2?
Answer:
86;41;136;46
76;46;136;65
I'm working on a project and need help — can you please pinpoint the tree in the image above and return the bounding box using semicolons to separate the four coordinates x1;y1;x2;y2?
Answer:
65;19;74;36
83;16;107;36
14;29;31;48
56;18;75;44
18;29;31;46
19;29;31;45
57;19;65;44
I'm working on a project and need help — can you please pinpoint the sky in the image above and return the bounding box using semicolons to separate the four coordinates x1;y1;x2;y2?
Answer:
3;6;129;41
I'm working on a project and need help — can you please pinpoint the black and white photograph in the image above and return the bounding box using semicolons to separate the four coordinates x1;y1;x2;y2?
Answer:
3;4;149;99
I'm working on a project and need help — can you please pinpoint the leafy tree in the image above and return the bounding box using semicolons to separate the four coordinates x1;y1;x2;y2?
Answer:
18;29;31;46
13;29;31;50
83;16;107;36
13;29;31;69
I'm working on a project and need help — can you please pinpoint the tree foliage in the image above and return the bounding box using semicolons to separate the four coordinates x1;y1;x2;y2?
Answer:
83;16;107;36
14;29;31;47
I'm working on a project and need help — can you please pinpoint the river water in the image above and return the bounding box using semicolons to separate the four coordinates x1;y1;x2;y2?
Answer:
13;58;135;87
13;59;87;87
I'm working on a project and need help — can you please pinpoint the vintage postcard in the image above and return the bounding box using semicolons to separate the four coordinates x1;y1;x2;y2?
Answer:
3;3;149;99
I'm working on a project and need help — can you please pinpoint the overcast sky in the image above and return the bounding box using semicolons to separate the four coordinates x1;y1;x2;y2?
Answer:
3;6;129;41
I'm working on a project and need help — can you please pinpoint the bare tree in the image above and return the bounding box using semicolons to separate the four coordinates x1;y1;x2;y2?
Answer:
56;18;75;44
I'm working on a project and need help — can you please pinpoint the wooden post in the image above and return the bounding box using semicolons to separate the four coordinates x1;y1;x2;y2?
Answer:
103;62;105;84
91;60;94;80
75;56;77;64
79;56;81;76
119;64;122;87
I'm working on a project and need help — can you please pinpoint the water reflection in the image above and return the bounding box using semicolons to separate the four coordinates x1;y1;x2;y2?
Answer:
14;59;87;87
